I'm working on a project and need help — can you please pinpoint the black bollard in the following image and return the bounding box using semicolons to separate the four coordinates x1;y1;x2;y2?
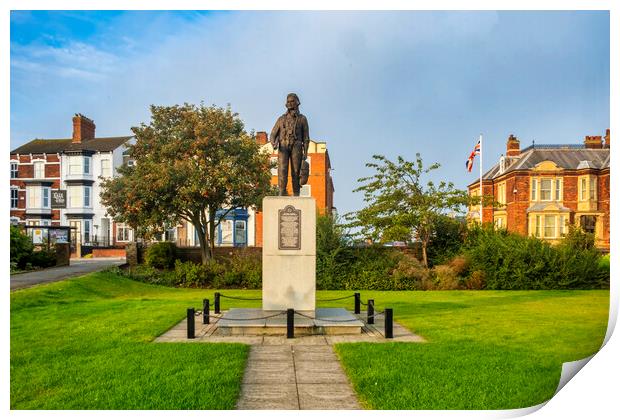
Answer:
287;308;294;339
367;299;375;325
214;292;221;314
187;308;195;339
354;293;361;314
203;299;210;324
385;308;393;339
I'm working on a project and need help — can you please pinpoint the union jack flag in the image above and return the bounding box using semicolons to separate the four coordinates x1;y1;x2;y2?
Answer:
465;140;481;172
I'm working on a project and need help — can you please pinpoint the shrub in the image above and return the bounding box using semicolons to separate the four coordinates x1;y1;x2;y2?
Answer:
145;242;177;269
433;265;460;290
448;255;470;277
30;249;57;268
10;226;34;269
465;270;486;290
462;225;607;290
391;254;432;290
427;215;467;266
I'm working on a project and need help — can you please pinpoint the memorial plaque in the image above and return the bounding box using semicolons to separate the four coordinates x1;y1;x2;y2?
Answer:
278;205;301;250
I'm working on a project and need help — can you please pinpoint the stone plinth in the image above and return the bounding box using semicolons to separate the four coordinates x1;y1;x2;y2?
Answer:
262;196;316;311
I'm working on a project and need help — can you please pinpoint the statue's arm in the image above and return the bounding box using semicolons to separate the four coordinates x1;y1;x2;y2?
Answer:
270;118;281;149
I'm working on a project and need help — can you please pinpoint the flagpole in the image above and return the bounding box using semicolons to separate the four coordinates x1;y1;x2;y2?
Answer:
479;133;483;224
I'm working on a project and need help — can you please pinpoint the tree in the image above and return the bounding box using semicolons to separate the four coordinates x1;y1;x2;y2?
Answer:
100;103;274;264
346;154;473;267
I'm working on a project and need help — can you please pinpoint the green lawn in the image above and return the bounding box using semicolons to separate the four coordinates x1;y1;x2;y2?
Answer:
333;290;609;409
11;272;608;410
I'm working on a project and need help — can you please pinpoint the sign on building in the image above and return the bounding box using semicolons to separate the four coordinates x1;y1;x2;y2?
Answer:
51;190;67;208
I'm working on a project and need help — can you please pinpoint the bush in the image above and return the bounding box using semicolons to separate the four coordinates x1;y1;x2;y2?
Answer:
462;225;607;290
465;270;486;290
218;252;261;289
10;226;34;269
448;255;470;277
427;215;467;266
30;249;57;268
174;260;224;287
391;254;432;290
432;265;460;290
145;242;177;269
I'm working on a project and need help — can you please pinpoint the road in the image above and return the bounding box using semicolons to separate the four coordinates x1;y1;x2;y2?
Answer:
10;258;125;291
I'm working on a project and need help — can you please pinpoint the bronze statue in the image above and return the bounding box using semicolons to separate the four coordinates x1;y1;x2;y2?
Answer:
270;93;310;196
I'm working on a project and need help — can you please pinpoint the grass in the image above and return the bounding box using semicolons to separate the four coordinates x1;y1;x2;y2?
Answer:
11;272;609;410
10;272;249;409
332;290;609;409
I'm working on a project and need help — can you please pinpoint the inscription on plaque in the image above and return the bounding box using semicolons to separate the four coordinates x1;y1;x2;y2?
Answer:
278;205;301;250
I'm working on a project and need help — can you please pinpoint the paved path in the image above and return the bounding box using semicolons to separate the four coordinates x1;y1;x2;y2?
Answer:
237;342;361;410
10;258;125;291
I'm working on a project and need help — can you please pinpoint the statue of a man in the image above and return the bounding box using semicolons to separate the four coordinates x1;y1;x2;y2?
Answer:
270;93;310;196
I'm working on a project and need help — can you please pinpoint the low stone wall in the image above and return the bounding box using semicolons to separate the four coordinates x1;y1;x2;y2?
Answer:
93;248;126;258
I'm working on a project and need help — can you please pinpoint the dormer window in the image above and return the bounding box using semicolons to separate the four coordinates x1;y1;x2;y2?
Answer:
499;156;506;174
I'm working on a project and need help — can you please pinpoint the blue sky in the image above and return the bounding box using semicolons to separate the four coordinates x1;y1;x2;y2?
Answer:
10;11;610;216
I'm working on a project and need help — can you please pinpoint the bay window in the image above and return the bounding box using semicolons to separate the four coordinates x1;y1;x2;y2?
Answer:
26;186;50;209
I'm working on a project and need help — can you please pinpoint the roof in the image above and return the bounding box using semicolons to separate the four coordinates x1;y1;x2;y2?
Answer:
11;136;132;154
475;146;610;184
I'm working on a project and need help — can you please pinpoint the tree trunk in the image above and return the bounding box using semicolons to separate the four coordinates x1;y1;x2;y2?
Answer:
192;216;211;264
208;208;217;259
421;237;429;268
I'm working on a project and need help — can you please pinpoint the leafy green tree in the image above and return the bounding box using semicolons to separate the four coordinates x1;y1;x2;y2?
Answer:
346;154;473;267
316;213;352;289
10;225;34;268
101;103;273;263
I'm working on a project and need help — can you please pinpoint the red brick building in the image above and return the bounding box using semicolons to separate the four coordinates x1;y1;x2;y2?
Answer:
467;130;610;250
253;131;335;247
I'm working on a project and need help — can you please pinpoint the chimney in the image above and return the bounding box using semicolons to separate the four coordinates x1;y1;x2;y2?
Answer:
72;114;96;143
604;128;610;148
584;135;603;149
506;134;520;157
256;131;268;145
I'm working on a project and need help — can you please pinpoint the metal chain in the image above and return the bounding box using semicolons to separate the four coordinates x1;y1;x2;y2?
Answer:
293;311;362;323
218;294;262;301
315;294;356;302
216;310;287;321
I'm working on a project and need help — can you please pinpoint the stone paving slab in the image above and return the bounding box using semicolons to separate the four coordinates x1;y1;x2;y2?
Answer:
297;384;361;410
237;383;299;410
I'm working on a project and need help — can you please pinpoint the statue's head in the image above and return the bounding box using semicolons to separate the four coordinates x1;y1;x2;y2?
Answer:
286;93;300;111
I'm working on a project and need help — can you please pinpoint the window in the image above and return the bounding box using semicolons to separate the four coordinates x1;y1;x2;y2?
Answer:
34;161;45;179
497;183;506;206
11;188;18;208
235;220;246;244
531;179;537;201
499;156;506;174
559;215;566;237
165;228;177;242
84;157;91;174
580;178;587;201
101;158;111;177
580;215;596;234
555;179;562;201
300;184;311;197
68;156;82;175
544;215;556;238
42;188;50;208
68;186;81;208
84;186;91;207
27;187;40;208
117;225;131;242
590;178;597;200
220;220;233;244
10;162;18;178
83;220;91;243
535;215;541;237
494;217;504;229
540;179;552;201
